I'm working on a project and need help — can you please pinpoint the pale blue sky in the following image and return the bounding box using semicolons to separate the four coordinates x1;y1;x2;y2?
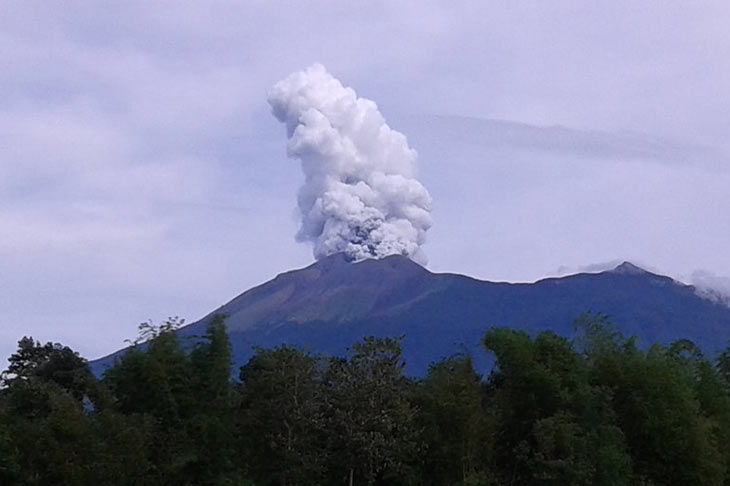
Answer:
2;1;730;363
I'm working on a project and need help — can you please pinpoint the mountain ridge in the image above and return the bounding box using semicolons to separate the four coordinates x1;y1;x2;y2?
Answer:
91;254;730;376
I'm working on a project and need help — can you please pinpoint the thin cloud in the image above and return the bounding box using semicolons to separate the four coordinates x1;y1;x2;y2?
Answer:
410;115;730;168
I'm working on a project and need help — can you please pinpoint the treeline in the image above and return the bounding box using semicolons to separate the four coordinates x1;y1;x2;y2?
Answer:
3;313;730;485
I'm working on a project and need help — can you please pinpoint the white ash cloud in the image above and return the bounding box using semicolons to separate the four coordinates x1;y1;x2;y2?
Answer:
691;270;730;306
551;260;623;277
268;64;432;264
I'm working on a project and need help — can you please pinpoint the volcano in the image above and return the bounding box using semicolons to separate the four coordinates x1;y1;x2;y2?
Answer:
92;254;730;376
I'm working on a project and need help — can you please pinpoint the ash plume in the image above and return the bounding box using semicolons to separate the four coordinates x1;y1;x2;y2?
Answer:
691;270;730;306
268;64;432;264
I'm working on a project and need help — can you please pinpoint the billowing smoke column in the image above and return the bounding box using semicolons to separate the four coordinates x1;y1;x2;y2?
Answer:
268;64;433;264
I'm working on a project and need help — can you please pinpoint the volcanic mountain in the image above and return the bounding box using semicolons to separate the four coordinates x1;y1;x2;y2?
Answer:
92;254;730;376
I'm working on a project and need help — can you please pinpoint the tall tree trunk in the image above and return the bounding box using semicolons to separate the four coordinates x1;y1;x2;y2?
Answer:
349;467;354;486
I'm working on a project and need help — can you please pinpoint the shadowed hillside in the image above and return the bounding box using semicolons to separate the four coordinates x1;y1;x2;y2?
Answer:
92;254;730;375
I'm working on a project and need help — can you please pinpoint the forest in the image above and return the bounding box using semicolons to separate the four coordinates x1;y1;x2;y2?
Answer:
2;313;730;486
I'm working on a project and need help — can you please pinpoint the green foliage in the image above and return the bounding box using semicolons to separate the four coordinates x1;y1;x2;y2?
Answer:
581;314;727;486
1;336;100;413
416;354;495;486
608;348;723;485
102;314;243;485
4;311;730;485
238;345;327;486
483;326;631;486
324;336;421;486
188;314;240;484
0;408;20;483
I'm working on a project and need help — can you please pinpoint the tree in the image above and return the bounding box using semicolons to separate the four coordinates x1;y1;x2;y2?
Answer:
415;354;495;485
483;327;631;486
103;317;191;421
716;342;730;392
187;314;241;484
103;315;236;485
0;407;20;483
1;336;100;413
325;336;421;486
585;319;725;485
238;345;327;486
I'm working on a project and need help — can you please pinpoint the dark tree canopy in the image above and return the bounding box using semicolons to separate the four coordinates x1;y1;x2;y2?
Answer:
2;312;730;485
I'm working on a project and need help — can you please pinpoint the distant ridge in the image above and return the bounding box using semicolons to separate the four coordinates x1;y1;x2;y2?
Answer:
92;254;730;376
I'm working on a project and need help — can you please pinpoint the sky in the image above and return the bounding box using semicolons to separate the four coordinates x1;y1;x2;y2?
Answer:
2;1;730;364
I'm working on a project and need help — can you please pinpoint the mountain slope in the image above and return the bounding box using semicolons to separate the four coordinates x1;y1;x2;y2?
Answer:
92;254;730;376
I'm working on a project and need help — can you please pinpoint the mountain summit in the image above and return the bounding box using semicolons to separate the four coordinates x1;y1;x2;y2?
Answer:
93;255;730;375
207;254;433;333
611;261;652;275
